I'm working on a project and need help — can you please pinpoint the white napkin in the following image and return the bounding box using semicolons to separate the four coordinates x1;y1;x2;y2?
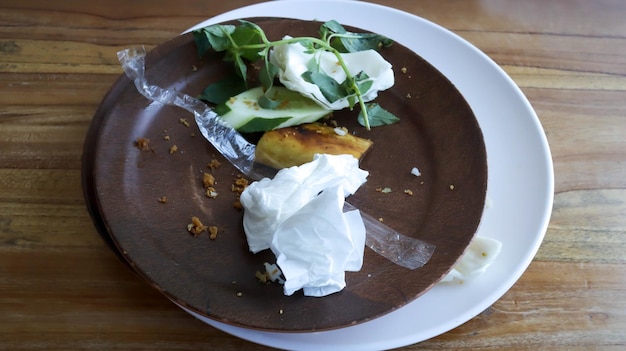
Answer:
239;154;368;296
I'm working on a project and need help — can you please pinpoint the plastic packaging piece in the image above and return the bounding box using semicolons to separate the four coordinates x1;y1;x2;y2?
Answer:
117;47;435;270
344;202;435;270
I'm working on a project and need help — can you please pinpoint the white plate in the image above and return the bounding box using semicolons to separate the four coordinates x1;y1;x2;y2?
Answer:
180;1;554;349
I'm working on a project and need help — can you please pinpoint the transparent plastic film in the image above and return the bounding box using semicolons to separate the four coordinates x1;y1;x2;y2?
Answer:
117;47;261;178
117;47;435;270
344;202;435;270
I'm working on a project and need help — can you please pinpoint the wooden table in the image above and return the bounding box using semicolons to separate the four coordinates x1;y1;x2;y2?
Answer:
1;1;624;350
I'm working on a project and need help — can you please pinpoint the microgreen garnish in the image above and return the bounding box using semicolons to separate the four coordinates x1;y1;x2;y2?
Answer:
193;20;398;129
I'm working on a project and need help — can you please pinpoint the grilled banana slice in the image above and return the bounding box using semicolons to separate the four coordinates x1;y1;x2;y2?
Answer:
255;123;373;169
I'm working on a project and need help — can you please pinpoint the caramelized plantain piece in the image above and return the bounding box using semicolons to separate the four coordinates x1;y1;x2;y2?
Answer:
255;123;373;169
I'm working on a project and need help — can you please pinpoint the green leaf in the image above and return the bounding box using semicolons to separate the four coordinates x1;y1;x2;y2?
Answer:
321;20;393;53
358;103;400;127
259;59;279;91
192;30;212;57
214;103;232;117
233;54;247;80
197;75;247;105
321;20;347;36
230;21;264;61
349;71;373;96
257;93;282;110
301;71;347;103
238;116;292;133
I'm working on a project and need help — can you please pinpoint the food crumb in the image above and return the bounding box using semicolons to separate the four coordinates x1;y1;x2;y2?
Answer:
169;145;178;154
376;187;392;194
255;270;269;284
206;187;218;199
410;167;421;177
236;292;243;297
404;189;414;196
231;175;249;195
378;217;384;222
203;173;216;188
134;137;151;151
157;196;167;204
207;159;222;170
163;135;170;141
187;216;208;236
232;200;243;211
450;184;455;190
401;67;408;74
406;93;412;99
279;309;284;315
208;226;218;240
179;118;190;127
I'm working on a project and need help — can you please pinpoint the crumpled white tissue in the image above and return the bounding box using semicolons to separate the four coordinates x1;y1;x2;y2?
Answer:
239;154;368;296
273;185;366;296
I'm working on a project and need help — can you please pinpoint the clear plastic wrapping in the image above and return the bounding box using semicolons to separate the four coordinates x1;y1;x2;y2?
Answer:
117;47;435;270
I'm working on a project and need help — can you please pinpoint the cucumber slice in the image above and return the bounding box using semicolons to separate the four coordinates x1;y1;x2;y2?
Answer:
216;86;331;133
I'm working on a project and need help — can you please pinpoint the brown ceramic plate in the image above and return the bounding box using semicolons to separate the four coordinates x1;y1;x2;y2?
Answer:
82;18;487;332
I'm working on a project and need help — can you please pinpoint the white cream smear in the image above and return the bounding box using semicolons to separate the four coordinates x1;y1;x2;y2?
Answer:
440;236;503;283
240;154;368;297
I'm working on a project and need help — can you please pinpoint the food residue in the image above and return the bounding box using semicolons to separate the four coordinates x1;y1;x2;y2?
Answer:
134;137;151;151
207;159;221;170
208;226;218;240
187;216;207;236
179;118;190;127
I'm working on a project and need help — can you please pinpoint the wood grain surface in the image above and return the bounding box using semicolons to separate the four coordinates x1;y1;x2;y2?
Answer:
1;0;624;350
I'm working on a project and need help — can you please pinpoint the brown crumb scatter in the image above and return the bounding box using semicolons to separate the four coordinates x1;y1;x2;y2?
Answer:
134;137;150;151
207;159;222;170
404;189;414;196
231;175;249;195
169;145;178;154
157;196;167;204
203;173;216;188
187;216;207;236
179;118;190;127
208;226;218;240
